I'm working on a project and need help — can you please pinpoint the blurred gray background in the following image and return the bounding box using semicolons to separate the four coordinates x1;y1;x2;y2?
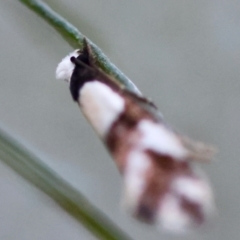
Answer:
0;0;239;239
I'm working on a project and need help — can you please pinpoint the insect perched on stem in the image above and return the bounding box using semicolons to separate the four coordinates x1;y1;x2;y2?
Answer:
56;39;215;233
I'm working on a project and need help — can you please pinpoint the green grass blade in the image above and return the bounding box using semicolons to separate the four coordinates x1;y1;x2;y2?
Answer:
19;0;139;93
0;127;133;240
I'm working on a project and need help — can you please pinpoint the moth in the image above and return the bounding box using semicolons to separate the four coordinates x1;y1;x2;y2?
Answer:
56;39;215;233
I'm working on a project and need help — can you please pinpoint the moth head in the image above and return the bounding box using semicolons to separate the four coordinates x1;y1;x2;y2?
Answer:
56;50;80;83
56;38;94;83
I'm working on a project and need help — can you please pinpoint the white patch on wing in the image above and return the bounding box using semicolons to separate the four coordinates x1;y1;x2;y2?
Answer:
137;120;188;159
56;50;79;82
157;193;192;233
172;176;214;215
123;150;151;212
79;81;125;136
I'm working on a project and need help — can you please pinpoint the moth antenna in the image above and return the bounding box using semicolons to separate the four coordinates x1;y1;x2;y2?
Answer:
70;56;97;75
81;37;96;66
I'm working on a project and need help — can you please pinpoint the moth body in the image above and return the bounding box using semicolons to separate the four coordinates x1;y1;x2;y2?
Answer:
56;39;215;233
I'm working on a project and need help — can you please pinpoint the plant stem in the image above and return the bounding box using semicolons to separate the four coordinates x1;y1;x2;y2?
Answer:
19;0;140;93
0;127;133;240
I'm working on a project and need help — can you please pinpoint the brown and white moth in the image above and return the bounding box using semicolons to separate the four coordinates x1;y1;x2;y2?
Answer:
56;39;215;233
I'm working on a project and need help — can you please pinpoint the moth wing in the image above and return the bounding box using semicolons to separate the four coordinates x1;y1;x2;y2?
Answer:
105;91;214;232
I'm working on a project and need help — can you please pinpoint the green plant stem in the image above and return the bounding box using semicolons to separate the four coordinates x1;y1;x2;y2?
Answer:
0;127;132;240
19;0;139;93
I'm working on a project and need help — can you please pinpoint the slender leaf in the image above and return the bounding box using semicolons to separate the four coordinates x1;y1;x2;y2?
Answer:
0;127;133;240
